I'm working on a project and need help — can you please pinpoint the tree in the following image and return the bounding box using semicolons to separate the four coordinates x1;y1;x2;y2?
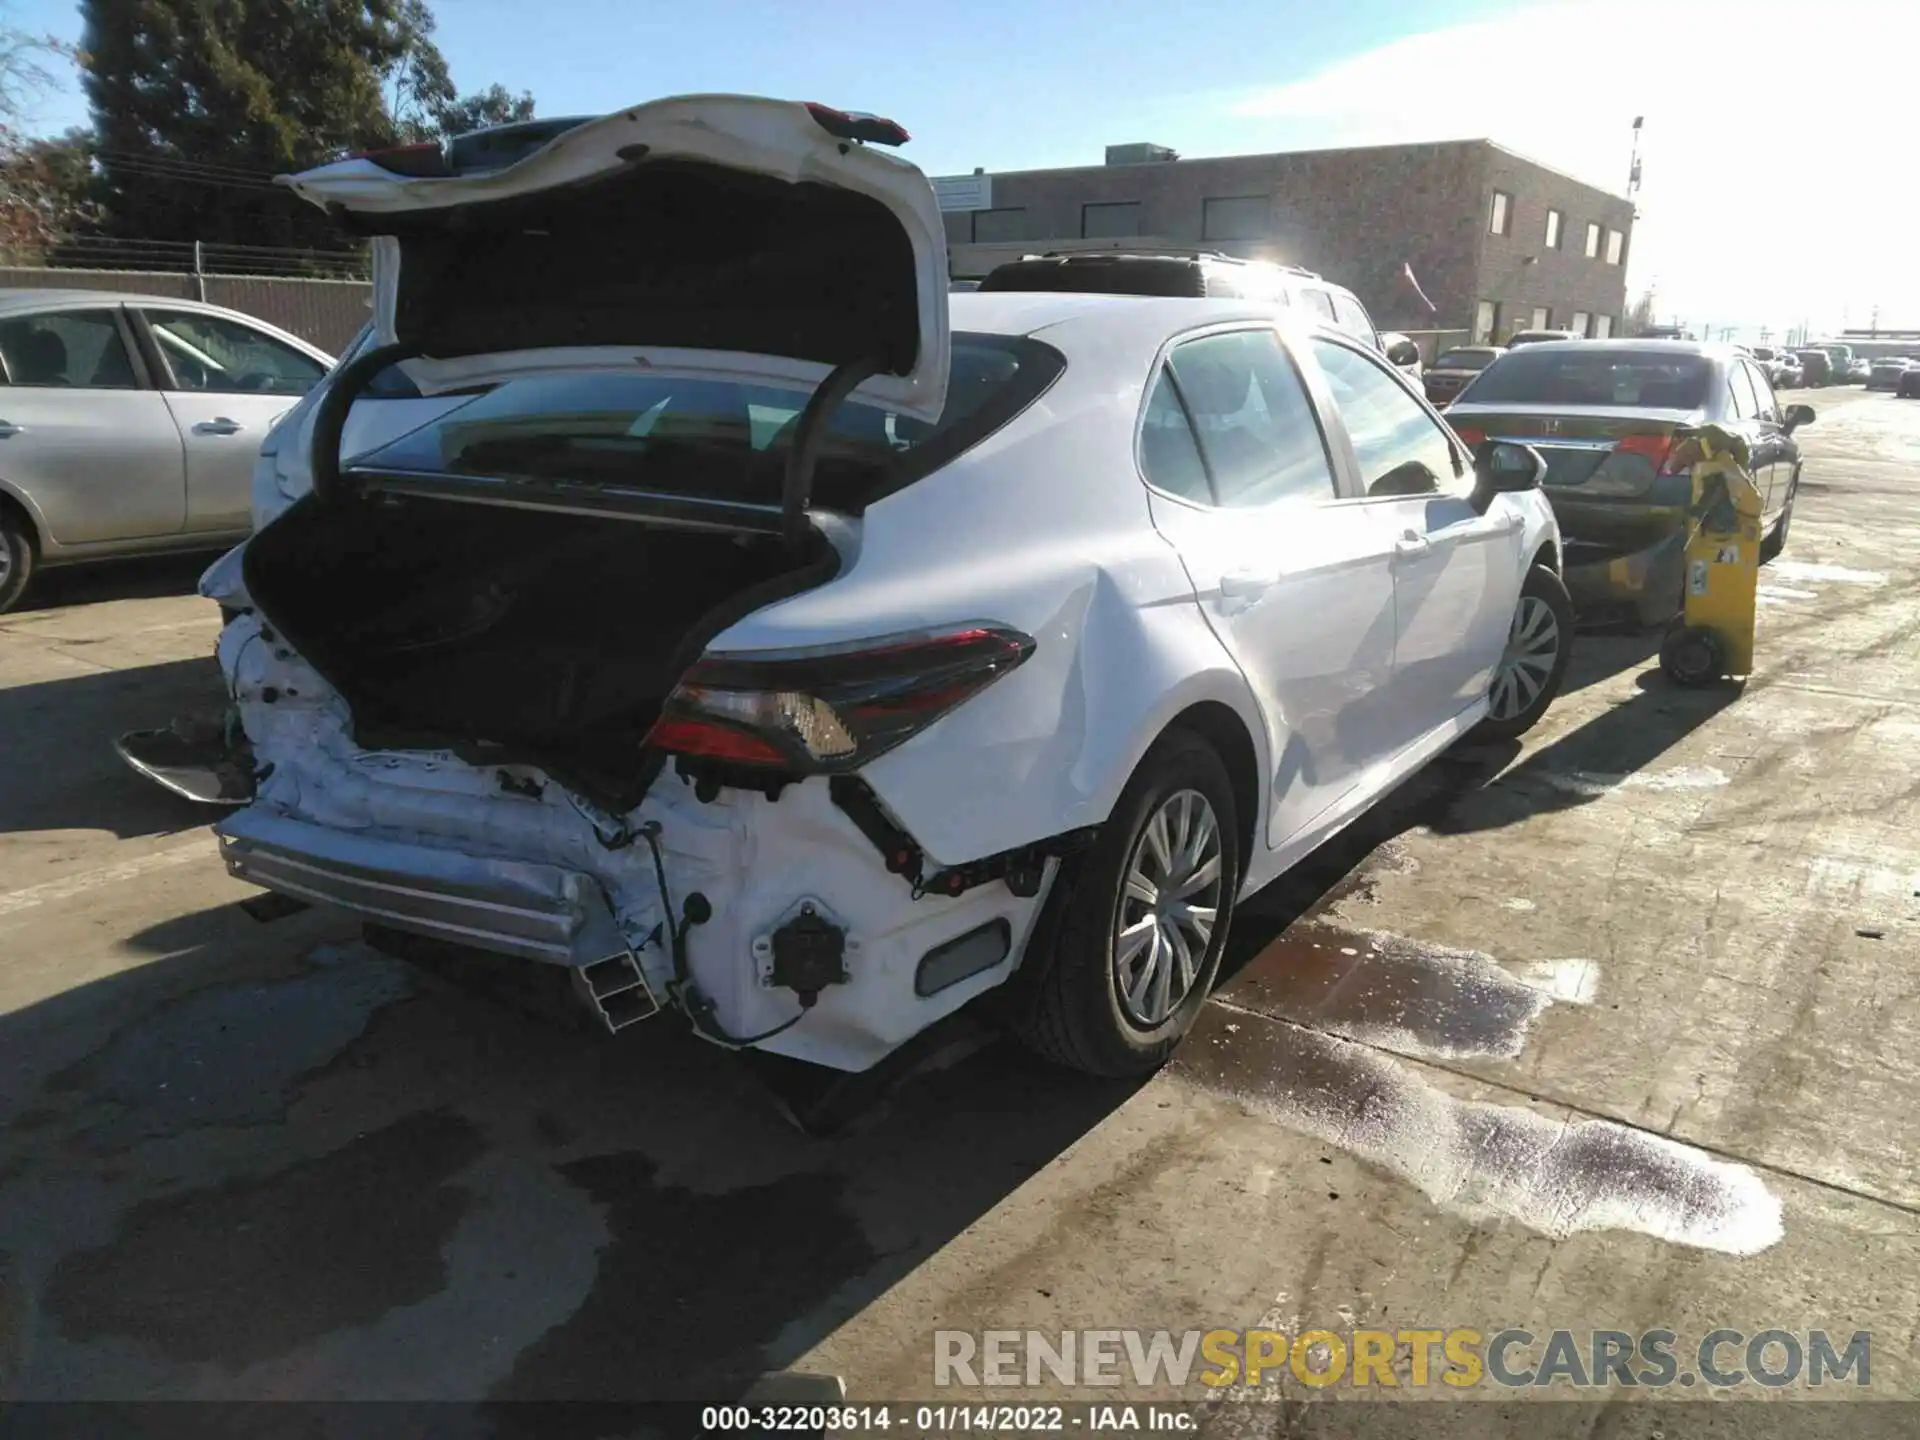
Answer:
78;1;535;250
431;83;536;139
0;27;91;260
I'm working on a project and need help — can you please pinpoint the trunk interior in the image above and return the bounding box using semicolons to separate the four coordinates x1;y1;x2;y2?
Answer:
243;493;838;809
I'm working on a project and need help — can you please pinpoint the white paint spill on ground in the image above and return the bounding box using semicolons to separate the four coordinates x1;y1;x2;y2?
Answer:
1183;1015;1785;1257
1757;585;1820;603
1541;765;1731;797
1500;897;1537;912
1769;560;1888;586
1509;957;1600;1005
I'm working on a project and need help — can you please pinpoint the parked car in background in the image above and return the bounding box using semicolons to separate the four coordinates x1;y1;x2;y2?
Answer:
188;94;1573;1083
976;251;1411;365
1507;329;1583;348
1870;356;1917;390
1772;350;1803;388
1447;340;1813;628
1795;348;1834;386
1846;357;1871;384
1423;345;1504;407
1814;343;1855;380
1897;366;1920;399
0;290;334;612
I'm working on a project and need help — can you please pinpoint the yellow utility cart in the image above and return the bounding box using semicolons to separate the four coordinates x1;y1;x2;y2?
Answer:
1658;423;1763;686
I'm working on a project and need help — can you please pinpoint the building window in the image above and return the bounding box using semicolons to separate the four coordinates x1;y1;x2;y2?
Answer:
1202;195;1269;242
1530;307;1550;330
1473;300;1499;345
1082;201;1141;239
1545;209;1563;249
1571;310;1590;337
1593;314;1613;338
1584;221;1601;258
1488;190;1511;236
970;208;1025;244
1605;228;1625;265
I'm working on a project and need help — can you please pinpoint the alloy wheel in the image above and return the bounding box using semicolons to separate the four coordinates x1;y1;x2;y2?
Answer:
1489;594;1561;721
1112;788;1222;1027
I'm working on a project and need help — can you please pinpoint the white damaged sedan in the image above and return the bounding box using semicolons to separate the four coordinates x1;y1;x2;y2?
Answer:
195;95;1570;1077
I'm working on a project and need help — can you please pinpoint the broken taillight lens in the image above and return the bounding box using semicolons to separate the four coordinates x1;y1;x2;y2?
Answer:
1450;425;1487;448
645;625;1034;773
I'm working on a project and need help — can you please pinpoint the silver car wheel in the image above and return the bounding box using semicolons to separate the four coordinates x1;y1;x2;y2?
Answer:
1113;788;1222;1028
1489;593;1561;721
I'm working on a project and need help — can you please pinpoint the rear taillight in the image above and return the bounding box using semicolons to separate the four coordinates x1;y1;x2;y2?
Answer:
1615;433;1685;474
1451;425;1486;447
350;141;451;177
645;625;1034;773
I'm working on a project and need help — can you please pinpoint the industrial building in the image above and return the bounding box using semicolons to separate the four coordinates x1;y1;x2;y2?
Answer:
941;138;1635;348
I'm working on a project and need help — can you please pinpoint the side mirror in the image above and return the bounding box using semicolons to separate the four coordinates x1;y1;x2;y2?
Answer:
1784;403;1816;432
1470;440;1545;511
1384;335;1421;368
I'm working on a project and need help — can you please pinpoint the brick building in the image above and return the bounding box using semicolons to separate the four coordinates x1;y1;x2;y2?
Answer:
942;139;1634;347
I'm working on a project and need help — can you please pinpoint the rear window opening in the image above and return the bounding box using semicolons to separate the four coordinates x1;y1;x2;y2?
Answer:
1463;349;1714;409
348;334;1061;515
979;257;1206;298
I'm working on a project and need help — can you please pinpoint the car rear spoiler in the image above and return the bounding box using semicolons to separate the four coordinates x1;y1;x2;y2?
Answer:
309;343;886;550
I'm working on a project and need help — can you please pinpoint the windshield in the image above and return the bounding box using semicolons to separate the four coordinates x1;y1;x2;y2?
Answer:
351;334;1056;508
1434;349;1498;371
1460;348;1715;409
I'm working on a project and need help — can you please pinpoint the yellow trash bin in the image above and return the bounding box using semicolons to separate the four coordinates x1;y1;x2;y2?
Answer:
1659;424;1763;684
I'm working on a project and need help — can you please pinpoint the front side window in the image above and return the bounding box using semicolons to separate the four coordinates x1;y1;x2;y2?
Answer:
1082;202;1142;239
1311;338;1462;498
1744;361;1779;421
1727;363;1758;419
0;309;138;389
145;310;325;395
1489;190;1511;235
1152;329;1337;508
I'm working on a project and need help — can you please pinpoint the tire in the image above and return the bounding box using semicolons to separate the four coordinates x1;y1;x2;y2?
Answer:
1760;478;1795;564
1013;729;1241;1078
1477;565;1574;741
0;507;33;614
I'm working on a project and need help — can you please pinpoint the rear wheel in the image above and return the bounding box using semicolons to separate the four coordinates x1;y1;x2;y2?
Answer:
0;508;33;614
1013;730;1240;1077
1478;565;1574;741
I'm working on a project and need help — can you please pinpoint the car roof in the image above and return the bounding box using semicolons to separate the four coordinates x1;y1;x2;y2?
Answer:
0;287;204;314
950;290;1331;346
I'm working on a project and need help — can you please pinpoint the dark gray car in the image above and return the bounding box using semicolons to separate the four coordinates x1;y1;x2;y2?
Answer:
1446;341;1814;626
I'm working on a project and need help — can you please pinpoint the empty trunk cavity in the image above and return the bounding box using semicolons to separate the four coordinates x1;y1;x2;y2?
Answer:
243;493;838;809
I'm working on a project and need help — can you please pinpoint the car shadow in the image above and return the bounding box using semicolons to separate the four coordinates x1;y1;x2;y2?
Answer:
0;656;228;839
0;898;1141;1415
12;552;220;613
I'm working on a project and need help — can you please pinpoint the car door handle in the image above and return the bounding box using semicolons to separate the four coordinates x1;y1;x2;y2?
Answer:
1219;571;1275;600
193;417;244;436
0;420;23;438
1393;530;1432;559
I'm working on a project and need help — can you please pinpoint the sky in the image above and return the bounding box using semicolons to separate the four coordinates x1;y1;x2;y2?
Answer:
9;0;1916;337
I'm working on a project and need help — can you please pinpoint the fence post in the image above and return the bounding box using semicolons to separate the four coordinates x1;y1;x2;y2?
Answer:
192;241;207;302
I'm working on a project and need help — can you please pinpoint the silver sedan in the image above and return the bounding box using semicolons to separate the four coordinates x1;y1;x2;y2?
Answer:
0;289;333;612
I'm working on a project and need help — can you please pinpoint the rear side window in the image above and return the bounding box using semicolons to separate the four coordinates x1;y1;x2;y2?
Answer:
1727;363;1759;420
1143;329;1336;508
353;333;1061;510
1299;289;1338;322
0;309;138;389
1329;291;1375;342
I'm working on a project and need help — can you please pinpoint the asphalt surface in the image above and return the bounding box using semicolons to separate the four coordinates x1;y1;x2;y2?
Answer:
1;384;1916;1430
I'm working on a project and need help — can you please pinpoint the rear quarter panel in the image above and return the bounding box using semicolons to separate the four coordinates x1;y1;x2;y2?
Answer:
709;355;1270;867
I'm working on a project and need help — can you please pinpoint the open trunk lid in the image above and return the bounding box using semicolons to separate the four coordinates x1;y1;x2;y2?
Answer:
282;94;951;422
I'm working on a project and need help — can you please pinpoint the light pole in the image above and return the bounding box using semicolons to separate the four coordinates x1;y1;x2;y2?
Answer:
1628;116;1643;207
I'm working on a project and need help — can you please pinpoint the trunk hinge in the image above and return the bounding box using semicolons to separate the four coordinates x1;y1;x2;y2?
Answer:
781;355;886;549
309;341;421;504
